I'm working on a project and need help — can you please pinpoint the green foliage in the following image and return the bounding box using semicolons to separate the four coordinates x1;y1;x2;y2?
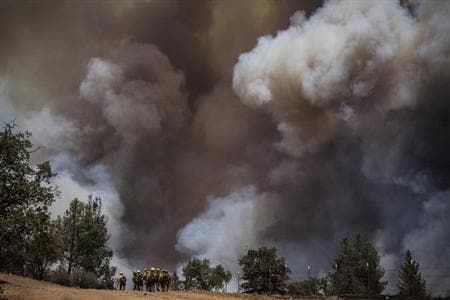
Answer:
0;124;115;288
182;258;231;291
209;264;232;291
24;214;61;280
182;258;211;290
171;272;182;290
397;250;430;300
46;267;107;289
0;124;58;277
330;234;387;297
238;246;290;294
0;124;56;215
55;196;114;285
288;277;332;297
288;279;318;296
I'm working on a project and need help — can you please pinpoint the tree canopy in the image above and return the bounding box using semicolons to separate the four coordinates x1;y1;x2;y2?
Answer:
398;250;430;300
55;196;115;286
0;124;115;288
182;258;231;292
238;246;290;294
330;234;387;297
0;124;58;275
288;277;332;297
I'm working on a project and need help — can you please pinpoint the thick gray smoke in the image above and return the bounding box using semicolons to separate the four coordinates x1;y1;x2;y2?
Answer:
228;0;450;293
1;0;449;295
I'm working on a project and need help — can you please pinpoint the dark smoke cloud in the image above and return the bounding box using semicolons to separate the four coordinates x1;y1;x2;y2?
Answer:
1;0;449;295
0;0;321;268
232;0;450;293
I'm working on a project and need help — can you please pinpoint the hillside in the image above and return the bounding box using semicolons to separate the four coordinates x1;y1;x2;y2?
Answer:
0;273;290;300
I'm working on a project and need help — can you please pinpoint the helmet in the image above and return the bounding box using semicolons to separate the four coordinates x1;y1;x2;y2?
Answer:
144;268;148;271
156;268;160;271
119;272;123;275
137;270;140;273
150;267;155;271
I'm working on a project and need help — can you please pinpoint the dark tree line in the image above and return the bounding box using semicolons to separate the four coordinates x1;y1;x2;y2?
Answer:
241;236;430;299
0;124;115;288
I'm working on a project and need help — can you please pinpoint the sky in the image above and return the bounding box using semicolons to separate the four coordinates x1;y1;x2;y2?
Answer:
1;0;449;295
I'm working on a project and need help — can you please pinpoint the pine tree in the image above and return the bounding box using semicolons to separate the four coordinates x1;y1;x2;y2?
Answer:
331;234;386;297
398;250;429;300
56;196;114;284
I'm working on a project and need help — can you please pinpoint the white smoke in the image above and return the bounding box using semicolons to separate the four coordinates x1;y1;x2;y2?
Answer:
52;163;134;287
2;1;450;295
15;105;126;251
176;185;278;290
232;0;424;158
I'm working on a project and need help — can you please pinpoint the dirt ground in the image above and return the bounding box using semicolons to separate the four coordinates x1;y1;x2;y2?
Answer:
0;273;290;300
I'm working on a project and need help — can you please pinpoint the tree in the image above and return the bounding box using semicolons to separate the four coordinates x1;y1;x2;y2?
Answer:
171;272;182;290
287;276;333;297
55;196;114;285
288;279;318;297
209;265;232;292
182;258;231;292
330;234;387;297
182;258;211;290
24;214;61;280
397;250;430;300
0;124;58;276
0;124;56;215
238;247;290;294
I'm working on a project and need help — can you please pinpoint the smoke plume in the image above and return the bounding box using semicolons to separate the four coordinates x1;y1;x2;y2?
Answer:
231;0;450;292
1;0;449;294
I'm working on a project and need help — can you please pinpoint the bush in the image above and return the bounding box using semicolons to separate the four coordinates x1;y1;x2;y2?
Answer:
46;270;71;287
72;271;98;289
46;270;102;289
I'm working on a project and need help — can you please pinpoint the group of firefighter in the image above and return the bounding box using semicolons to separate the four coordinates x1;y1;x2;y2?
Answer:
117;268;171;292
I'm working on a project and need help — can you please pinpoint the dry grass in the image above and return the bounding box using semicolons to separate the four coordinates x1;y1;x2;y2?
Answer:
0;273;294;300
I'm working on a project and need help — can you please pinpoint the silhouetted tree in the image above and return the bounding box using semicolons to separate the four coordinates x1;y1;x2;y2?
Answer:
288;277;332;297
171;272;181;290
182;258;211;290
24;214;61;280
331;234;386;297
56;196;114;285
0;124;58;277
209;264;232;291
398;250;430;300
239;247;290;294
182;258;231;291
